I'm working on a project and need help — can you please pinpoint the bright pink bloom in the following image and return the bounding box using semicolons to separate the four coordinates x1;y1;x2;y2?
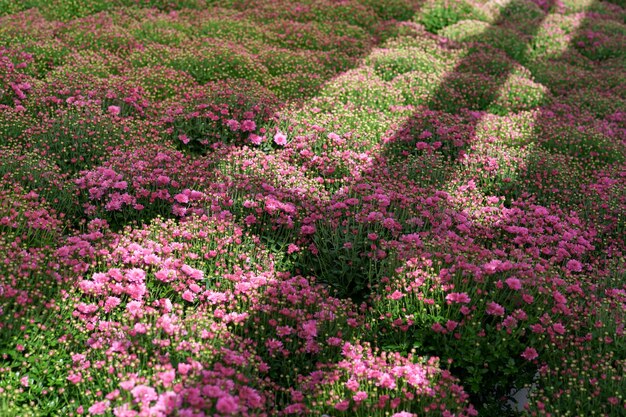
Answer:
274;131;287;146
445;292;471;304
216;395;239;414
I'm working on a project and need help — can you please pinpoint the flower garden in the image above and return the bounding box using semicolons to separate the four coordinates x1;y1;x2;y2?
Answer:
0;0;625;415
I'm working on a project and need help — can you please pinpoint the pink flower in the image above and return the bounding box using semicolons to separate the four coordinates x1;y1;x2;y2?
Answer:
300;225;316;235
177;363;192;376
241;119;257;132
274;131;287;146
249;134;264;145
104;296;121;312
215;395;239;414
353;391;368;402
226;119;240;131
178;134;190;145
566;259;583;272
88;400;110;415
486;302;505;316
301;320;318;338
552;323;566;335
521;347;538;361
158;370;176;387
126;300;143;318
432;322;445;333
505;277;522;291
334;400;350;411
446;320;458;332
345;378;359;392
108;105;121;116
131;385;157;404
20;376;29;387
68;373;83;384
445;292;471;304
182;290;195;303
174;193;189;204
388;290;404;300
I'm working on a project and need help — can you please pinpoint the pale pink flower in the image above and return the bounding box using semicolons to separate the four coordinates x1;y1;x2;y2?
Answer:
388;290;404;300
104;296;121;312
345;378;359;392
108;105;121;116
273;131;287;146
131;385;157;404
88;400;110;415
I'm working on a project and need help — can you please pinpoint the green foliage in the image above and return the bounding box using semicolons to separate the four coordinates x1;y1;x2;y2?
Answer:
366;46;450;81
358;0;419;21
20;108;133;175
416;0;490;33
439;20;528;63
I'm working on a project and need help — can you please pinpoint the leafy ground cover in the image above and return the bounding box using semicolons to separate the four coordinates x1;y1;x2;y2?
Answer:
1;0;625;416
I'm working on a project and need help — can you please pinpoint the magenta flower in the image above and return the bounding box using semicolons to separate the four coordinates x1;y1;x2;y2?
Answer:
486;302;505;316
566;259;583;272
241;119;257;132
505;277;522;291
445;292;471;304
521;347;539;361
334;400;350;411
226;119;240;131
215;395;239;414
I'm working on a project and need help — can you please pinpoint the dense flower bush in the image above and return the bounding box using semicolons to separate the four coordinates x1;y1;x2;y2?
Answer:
1;0;625;416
